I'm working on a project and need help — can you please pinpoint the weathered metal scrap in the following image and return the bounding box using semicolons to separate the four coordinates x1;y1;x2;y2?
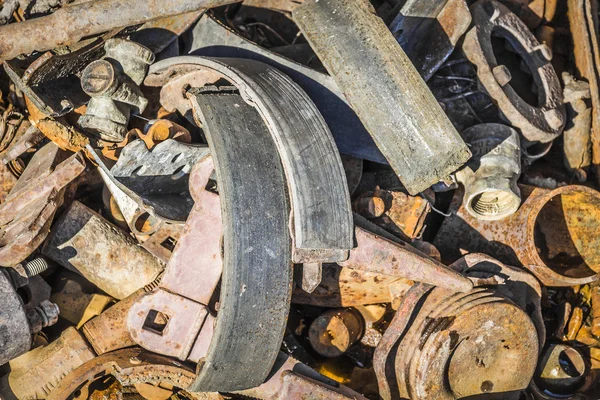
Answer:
0;0;240;61
568;0;600;186
374;254;542;400
293;0;471;195
0;142;85;266
562;73;592;181
455;123;522;220
462;0;566;144
147;56;354;267
78;39;154;142
434;185;600;286
531;344;589;398
389;0;472;81
187;14;386;165
41;201;164;300
0;327;95;400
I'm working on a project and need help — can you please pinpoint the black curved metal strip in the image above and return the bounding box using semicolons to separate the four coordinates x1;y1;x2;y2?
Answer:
188;88;292;392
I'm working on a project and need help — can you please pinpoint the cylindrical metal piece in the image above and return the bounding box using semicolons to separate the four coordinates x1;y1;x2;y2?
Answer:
455;123;521;221
42;201;164;299
434;185;600;286
308;308;364;358
0;0;238;61
22;257;50;277
533;344;587;397
293;0;471;195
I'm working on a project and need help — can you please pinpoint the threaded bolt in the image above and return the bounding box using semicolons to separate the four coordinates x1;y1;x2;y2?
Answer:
23;258;50;277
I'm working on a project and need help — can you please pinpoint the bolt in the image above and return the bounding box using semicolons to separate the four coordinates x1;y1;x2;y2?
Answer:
22;257;49;277
354;196;386;218
81;59;118;97
492;65;512;87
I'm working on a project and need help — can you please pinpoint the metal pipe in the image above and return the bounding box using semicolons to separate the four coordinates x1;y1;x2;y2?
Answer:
0;0;238;61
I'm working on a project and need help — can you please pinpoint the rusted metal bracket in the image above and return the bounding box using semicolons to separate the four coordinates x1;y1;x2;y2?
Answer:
293;0;471;195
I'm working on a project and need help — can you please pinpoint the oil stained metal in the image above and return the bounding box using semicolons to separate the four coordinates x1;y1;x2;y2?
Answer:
293;0;471;195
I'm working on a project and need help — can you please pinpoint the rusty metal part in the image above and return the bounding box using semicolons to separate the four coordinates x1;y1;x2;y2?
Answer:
140;119;191;149
374;254;541;400
354;188;432;240
26;96;90;152
455;123;521;221
308;308;365;358
568;0;600;185
148;57;353;265
0;142;85;266
462;0;566;143
131;11;204;55
339;226;473;293
42;200;164;300
0;124;45;165
293;0;471;195
78;39;154;142
434;185;600;286
533;344;588;397
591;285;600;337
50;270;97;326
566;306;584;341
0;327;95;400
187;14;385;165
0;0;240;61
141;222;184;263
236;352;368;400
562;73;592;180
389;0;472;81
100;128;139;161
293;263;413;308
47;347;197;400
83;277;161;356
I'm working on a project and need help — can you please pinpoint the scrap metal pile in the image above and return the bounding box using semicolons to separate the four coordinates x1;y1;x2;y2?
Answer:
0;0;600;398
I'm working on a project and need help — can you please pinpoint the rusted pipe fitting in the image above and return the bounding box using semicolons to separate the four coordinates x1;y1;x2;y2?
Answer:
308;308;364;358
462;0;566;143
78;39;154;142
434;185;600;286
42;201;164;299
455;123;521;220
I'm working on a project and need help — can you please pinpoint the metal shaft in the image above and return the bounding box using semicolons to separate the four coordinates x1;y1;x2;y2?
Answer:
0;0;238;61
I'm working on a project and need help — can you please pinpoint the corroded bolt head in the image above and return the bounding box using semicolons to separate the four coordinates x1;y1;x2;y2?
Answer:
81;60;118;97
492;65;512;87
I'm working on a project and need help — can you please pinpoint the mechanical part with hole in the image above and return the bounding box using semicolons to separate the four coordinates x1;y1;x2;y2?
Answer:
532;344;588;397
434;185;600;286
455;123;521;221
42;200;164;300
462;0;566;143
